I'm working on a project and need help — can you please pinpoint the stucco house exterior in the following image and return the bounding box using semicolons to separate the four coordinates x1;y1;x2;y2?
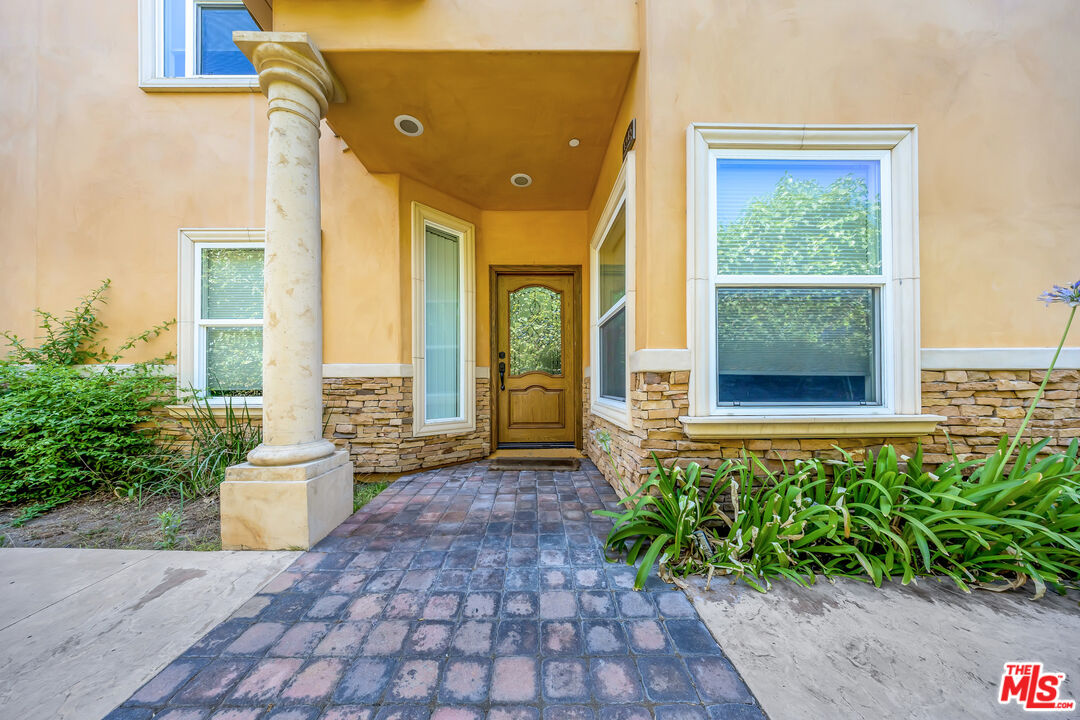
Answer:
2;0;1078;550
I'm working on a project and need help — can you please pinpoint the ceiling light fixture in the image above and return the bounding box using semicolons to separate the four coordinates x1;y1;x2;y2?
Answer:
568;138;580;147
510;173;533;188
394;114;424;137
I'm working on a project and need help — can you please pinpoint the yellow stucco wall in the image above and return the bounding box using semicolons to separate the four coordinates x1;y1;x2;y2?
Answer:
4;0;1078;372
273;0;639;53
0;0;267;362
394;179;590;368
586;57;644;352
477;210;590;368
636;0;1080;350
0;0;592;370
322;142;401;365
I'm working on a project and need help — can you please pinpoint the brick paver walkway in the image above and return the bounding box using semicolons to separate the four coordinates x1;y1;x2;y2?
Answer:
106;460;765;720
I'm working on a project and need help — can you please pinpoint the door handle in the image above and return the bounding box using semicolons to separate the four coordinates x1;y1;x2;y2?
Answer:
498;361;506;391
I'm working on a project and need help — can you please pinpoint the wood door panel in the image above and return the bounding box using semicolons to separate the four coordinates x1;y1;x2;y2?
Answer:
508;385;564;427
493;268;580;447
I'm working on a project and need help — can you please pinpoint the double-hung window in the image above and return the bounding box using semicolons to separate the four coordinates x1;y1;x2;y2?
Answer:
178;229;264;403
686;125;939;437
590;152;635;428
139;0;260;90
713;152;889;407
411;204;477;437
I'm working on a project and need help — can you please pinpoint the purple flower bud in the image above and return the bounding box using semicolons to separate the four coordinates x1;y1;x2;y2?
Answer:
1039;280;1080;307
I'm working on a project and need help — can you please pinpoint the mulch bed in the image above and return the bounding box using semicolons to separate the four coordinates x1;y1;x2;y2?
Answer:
0;492;220;550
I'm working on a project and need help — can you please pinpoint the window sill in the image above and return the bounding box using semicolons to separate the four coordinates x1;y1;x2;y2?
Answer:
413;419;476;438
679;413;944;439
590;398;632;431
140;77;260;93
166;403;263;420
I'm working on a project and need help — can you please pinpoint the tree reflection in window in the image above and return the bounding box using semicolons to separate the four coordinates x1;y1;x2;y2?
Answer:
509;286;562;376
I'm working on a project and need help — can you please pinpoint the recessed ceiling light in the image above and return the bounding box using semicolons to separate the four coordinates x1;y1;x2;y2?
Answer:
510;173;533;188
394;114;424;137
568;138;580;147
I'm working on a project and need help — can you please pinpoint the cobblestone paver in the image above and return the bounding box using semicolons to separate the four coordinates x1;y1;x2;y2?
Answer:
107;460;765;720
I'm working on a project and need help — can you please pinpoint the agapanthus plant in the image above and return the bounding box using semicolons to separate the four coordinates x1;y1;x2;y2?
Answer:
593;277;1080;596
997;279;1080;469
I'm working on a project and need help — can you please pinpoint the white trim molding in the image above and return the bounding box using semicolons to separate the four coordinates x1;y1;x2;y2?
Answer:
177;227;264;403
629;349;691;373
411;203;477;438
322;365;488;378
922;348;1080;371
685;123;936;438
166;403;262;420
138;0;261;92
589;151;636;430
322;363;414;378
680;413;945;439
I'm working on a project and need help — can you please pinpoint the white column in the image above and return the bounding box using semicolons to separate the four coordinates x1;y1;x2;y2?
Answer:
237;32;343;466
220;32;352;550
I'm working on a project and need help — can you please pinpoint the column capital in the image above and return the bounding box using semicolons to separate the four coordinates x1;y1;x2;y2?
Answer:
234;31;345;120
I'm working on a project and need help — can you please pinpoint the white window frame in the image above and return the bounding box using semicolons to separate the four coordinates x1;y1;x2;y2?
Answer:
685;124;941;438
138;0;260;92
589;151;636;430
177;228;264;406
411;203;477;437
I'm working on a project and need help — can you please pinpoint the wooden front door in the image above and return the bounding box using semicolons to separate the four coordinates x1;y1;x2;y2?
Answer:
492;268;581;447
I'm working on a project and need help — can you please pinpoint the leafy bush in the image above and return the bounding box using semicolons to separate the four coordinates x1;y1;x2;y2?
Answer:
0;364;171;506
0;281;174;509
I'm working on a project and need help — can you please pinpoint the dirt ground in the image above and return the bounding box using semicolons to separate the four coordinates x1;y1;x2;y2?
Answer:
0;492;220;551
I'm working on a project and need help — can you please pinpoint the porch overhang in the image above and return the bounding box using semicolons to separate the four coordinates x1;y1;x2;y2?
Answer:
320;49;637;210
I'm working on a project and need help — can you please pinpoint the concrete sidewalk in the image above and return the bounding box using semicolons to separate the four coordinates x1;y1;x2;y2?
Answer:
686;574;1080;719
0;547;299;720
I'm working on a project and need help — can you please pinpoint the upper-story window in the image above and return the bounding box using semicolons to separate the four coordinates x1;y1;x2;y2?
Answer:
139;0;260;91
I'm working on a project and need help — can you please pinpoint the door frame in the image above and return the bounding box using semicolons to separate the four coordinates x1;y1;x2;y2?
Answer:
489;264;583;450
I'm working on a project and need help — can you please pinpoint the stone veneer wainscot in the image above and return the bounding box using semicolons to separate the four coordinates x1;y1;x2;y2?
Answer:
583;370;1080;496
324;377;491;473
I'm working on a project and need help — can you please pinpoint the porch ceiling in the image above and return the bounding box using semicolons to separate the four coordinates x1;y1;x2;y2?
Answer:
323;51;636;210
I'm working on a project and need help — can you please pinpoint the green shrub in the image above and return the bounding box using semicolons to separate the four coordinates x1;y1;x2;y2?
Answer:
711;440;1078;597
599;439;1080;598
0;364;171;505
595;455;728;589
598;279;1080;597
0;280;174;508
